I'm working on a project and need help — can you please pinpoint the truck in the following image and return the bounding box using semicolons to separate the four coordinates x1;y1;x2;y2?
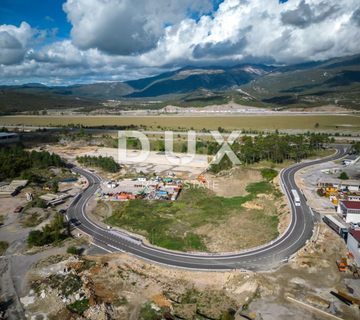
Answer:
291;189;301;207
336;261;346;272
323;215;348;239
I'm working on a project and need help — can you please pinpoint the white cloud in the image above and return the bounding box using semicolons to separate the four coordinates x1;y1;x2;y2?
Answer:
1;0;360;85
63;0;217;55
0;22;32;65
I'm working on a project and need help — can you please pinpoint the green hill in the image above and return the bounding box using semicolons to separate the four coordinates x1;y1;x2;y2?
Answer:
1;54;360;110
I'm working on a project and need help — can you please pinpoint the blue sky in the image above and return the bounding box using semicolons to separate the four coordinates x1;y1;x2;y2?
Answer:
0;0;71;39
0;0;360;86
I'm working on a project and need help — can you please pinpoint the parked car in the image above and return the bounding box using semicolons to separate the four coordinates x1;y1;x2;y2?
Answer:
59;209;67;214
350;222;358;229
14;206;23;213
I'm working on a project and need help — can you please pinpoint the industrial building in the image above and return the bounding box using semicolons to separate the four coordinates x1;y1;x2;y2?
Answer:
317;179;360;192
0;132;20;144
343;155;360;165
338;201;360;223
347;230;360;266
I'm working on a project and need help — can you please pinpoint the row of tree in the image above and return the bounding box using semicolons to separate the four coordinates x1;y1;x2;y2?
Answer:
0;146;64;180
76;155;118;173
209;133;333;173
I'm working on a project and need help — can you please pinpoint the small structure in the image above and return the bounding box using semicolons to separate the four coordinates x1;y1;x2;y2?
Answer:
338;201;360;223
0;132;20;144
0;180;28;197
343;155;360;165
39;193;71;206
347;230;360;266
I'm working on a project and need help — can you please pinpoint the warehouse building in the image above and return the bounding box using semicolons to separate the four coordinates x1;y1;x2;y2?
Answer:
0;132;20;144
338;201;360;223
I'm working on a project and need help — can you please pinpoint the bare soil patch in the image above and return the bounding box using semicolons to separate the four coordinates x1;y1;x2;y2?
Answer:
204;168;263;197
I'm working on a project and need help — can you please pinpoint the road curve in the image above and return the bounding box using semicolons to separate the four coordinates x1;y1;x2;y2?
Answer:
68;145;349;271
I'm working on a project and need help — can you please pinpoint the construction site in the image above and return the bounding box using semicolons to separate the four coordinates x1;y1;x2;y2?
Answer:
98;176;183;201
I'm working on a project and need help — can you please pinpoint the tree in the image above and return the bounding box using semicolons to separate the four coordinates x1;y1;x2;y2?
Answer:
181;143;188;153
28;230;44;247
157;140;165;152
315;123;319;128
339;172;349;180
79;126;85;136
52;181;59;193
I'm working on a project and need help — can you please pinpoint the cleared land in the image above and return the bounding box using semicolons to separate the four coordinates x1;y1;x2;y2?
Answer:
1;114;360;132
105;178;282;252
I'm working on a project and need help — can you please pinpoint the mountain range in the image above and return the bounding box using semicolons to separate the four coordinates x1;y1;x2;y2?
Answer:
1;54;360;112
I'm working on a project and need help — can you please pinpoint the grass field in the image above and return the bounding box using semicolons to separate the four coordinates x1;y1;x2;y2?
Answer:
105;180;280;252
1;115;359;132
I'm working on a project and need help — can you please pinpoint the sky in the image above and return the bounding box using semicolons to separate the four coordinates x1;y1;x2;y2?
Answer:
1;0;360;86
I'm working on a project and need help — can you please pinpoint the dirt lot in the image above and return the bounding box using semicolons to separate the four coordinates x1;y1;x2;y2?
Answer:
203;168;263;197
20;222;360;320
46;144;209;178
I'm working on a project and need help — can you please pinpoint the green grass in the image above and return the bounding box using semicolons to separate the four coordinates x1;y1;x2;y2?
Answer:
0;241;9;255
67;299;89;315
106;181;280;252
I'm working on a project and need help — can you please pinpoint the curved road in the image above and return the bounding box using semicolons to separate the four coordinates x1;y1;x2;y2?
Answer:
68;145;349;271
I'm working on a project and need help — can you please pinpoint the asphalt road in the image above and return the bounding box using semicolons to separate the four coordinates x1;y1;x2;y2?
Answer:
68;145;349;271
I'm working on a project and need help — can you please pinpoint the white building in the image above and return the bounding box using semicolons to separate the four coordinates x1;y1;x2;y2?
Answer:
343;155;360;165
338;201;360;223
0;132;20;144
347;230;360;266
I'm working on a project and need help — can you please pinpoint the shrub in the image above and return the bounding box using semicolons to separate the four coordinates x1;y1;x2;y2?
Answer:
66;246;79;255
261;168;278;181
